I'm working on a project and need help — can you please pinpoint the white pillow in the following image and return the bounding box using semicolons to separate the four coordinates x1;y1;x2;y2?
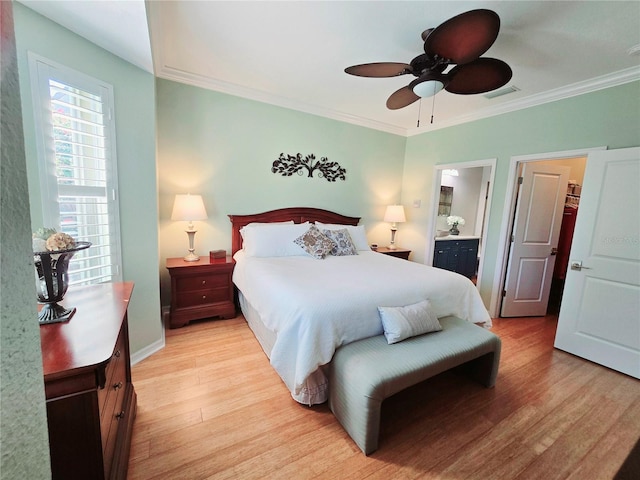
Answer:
377;299;442;344
315;222;369;251
242;222;310;257
239;221;294;239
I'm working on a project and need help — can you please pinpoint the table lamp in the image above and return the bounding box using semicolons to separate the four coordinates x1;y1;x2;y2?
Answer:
171;194;208;261
384;205;406;250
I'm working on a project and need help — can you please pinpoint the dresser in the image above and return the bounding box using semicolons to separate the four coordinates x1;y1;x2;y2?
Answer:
433;237;479;278
166;256;236;328
40;282;136;480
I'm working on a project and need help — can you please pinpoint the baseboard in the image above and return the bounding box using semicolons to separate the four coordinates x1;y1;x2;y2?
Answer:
130;306;169;366
131;336;165;366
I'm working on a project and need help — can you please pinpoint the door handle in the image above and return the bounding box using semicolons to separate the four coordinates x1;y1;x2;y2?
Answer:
551;247;558;256
571;261;592;271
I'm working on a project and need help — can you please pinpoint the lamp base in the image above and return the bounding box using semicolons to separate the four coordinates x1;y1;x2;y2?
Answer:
184;229;200;262
388;227;398;250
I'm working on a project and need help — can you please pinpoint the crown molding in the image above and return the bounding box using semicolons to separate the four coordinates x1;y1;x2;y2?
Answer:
156;63;640;139
156;65;408;137
406;66;640;137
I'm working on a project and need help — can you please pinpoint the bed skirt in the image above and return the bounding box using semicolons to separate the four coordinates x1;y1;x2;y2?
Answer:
238;291;276;358
238;290;330;405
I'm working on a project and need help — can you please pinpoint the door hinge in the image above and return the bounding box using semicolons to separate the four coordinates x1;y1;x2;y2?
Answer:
518;176;523;185
510;234;515;242
502;289;507;297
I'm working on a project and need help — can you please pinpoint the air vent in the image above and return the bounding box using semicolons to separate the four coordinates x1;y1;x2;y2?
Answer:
484;85;520;99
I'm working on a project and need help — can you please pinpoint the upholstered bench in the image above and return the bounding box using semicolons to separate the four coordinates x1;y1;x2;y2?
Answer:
328;316;501;455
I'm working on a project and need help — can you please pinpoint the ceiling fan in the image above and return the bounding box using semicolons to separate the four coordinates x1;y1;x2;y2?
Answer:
345;9;513;110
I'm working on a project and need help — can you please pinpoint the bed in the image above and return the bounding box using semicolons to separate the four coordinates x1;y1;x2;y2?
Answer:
228;207;491;405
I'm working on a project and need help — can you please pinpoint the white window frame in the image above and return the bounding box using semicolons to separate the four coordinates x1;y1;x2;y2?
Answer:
28;52;123;285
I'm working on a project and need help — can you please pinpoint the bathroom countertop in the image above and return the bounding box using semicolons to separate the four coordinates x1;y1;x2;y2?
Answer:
435;235;480;241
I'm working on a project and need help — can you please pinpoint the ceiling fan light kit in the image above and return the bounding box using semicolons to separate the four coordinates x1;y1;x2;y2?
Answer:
346;9;513;112
412;75;446;98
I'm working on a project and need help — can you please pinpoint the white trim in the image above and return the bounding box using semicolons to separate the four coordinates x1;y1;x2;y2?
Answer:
131;337;165;366
426;158;497;298
130;306;168;365
155;58;639;138
488;146;608;317
28;51;123;284
157;66;408;137
407;66;640;136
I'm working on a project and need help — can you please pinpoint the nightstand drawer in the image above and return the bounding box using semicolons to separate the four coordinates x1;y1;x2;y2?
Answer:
175;273;229;293
176;287;229;308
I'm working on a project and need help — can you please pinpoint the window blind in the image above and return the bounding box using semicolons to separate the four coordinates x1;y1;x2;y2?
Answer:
30;55;122;286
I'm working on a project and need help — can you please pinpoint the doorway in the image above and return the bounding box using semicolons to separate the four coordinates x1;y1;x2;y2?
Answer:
426;158;497;293
490;147;606;318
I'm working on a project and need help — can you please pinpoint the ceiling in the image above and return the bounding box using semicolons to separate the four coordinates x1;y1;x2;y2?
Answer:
20;1;640;136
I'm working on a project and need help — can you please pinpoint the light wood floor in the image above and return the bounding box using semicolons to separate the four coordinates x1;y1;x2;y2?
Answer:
128;314;640;479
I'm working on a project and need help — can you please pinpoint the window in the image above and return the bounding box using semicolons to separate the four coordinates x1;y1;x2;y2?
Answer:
29;53;122;285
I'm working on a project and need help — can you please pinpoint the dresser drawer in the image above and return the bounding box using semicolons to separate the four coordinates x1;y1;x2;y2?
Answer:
97;334;123;416
99;332;127;456
102;383;127;479
175;273;229;293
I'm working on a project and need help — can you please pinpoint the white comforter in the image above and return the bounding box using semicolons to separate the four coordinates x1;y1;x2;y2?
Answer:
233;250;491;405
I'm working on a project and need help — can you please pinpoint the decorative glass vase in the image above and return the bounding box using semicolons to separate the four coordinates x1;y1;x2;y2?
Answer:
449;223;460;235
34;242;91;324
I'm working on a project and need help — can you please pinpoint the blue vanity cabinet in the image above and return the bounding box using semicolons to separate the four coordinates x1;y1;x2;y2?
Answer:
433;237;479;278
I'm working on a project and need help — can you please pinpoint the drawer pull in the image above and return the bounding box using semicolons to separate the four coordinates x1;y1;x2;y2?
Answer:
113;381;123;390
202;280;206;285
202;295;206;300
115;411;125;420
114;350;121;358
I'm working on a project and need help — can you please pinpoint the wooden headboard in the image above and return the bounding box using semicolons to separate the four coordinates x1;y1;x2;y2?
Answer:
228;207;360;255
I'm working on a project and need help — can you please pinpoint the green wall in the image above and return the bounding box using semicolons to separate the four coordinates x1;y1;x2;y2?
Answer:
402;81;640;305
156;78;407;305
1;2;51;476
14;3;161;355
11;2;640;360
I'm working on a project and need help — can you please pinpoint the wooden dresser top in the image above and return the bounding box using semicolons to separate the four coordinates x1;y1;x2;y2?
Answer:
39;282;134;378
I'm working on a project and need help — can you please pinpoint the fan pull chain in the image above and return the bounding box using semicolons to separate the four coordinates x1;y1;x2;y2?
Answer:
431;88;437;124
416;98;422;127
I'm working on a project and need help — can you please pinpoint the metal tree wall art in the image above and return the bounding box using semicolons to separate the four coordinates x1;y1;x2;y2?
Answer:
271;153;347;182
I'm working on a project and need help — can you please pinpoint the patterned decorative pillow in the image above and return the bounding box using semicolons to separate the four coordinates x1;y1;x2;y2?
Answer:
322;228;358;256
294;225;335;259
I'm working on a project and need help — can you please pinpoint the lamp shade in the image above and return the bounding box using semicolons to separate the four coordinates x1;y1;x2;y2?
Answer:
384;205;406;223
171;194;208;221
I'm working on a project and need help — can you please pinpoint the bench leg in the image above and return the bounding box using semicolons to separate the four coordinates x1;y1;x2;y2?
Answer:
457;350;500;388
329;382;383;455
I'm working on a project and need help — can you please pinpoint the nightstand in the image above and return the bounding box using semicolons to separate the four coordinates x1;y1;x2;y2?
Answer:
375;247;411;260
166;256;236;328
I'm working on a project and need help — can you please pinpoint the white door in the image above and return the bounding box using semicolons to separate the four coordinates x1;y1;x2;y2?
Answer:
554;147;640;379
501;163;570;317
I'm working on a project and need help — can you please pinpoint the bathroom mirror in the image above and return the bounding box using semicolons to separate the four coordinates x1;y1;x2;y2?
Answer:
438;186;453;216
